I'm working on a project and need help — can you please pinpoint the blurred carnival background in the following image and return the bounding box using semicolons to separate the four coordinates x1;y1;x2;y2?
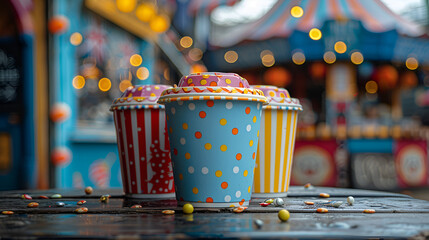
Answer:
1;0;429;199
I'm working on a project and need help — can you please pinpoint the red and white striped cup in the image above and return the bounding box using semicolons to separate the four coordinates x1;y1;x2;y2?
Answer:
111;85;174;198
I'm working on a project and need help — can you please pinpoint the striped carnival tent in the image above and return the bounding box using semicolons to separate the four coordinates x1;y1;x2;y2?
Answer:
205;0;429;70
188;0;240;15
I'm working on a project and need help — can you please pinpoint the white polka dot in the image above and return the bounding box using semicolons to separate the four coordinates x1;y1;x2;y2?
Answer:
246;124;251;132
132;181;135;185
159;188;163;191
137;127;141;131
171;107;176;114
132;89;136;93
146;87;151;91
180;138;186;145
226;102;233;109
257;103;261;110
225;195;231;202
154;140;159;144
188;103;195;111
178;101;184;105
156;154;160;157
162;160;165;163
236;191;241;198
202;167;209;174
130;161;133;165
141;157;145;161
153;190;156;193
160;175;164;178
129;144;132;148
188;166;194;174
161;170;165;173
159;164;162;167
165;180;168;184
156;179;159;183
152;163;155;167
164;189;168;192
233;166;239;173
154;149;158;153
162;153;166;157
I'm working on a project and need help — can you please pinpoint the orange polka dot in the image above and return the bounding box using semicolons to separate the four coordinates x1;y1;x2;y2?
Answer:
245;107;251;114
239;82;244;88
195;131;202;139
199;111;206;118
252;152;256;159
192;187;198;194
210;81;218;86
179;174;183;180
239;201;244;206
232;128;238;135
236;153;242;160
221;182;228;189
189;83;195;86
206;197;213;203
207;100;214;107
169;127;173;133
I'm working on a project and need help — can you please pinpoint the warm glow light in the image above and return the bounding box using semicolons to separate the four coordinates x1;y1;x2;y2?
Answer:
116;0;136;12
291;6;304;18
334;41;347;54
324;51;336;64
135;3;156;22
136;67;150;80
262;54;275;67
130;54;142;67
163;68;170;81
189;48;203;61
406;57;419;70
224;50;238;63
149;14;170;33
70;32;83;46
72;75;85;89
98;78;112;92
119;80;132;92
351;51;364;65
309;28;322;40
180;36;193;48
365;80;378;94
292;52;305;65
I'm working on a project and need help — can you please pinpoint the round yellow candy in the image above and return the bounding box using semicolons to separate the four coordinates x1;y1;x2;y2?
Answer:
278;209;290;222
183;203;194;214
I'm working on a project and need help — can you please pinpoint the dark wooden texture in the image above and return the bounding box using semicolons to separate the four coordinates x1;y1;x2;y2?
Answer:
1;186;429;239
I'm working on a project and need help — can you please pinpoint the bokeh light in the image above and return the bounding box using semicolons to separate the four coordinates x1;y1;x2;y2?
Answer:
406;57;418;70
116;0;136;13
365;80;378;94
135;3;156;22
150;14;170;33
130;54;142;67
119;80;132;92
309;28;322;40
136;67;150;80
260;50;275;67
163;68;170;81
180;36;193;48
292;52;305;65
70;32;83;46
72;75;85;89
323;51;336;64
224;50;238;63
334;41;347;54
351;51;364;65
98;78;112;92
291;6;304;18
189;48;203;61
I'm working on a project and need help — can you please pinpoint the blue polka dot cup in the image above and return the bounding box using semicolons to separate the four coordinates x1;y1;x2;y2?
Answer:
158;73;267;207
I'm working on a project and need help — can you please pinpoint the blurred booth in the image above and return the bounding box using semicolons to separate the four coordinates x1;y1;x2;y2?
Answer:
187;0;429;191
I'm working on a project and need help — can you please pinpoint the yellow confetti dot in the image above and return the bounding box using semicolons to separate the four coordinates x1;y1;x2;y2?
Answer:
253;116;257;123
185;153;191;159
249;140;254;146
179;174;183;180
225;79;231;84
188;78;193;84
138;87;143;91
269;92;275;97
150;93;156;97
248;186;251;193
220;119;227;126
215;170;222;177
203;74;209;79
192;187;198;194
257;130;260;137
201;79;207;85
243;170;248;177
230;204;235;208
182;123;188;130
220;145;227;152
205;143;212;150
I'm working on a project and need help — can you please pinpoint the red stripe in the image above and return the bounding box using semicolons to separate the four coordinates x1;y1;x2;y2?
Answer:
137;110;148;193
116;111;130;194
124;110;138;194
151;110;160;145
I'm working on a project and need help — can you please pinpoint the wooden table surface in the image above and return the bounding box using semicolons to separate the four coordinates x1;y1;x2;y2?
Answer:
1;186;429;239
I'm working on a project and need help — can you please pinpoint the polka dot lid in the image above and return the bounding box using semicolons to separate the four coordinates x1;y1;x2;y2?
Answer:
111;84;172;110
251;85;302;111
158;72;267;104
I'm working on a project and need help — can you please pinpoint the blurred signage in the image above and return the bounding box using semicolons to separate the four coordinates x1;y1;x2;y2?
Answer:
326;63;357;101
395;140;428;188
0;40;22;112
